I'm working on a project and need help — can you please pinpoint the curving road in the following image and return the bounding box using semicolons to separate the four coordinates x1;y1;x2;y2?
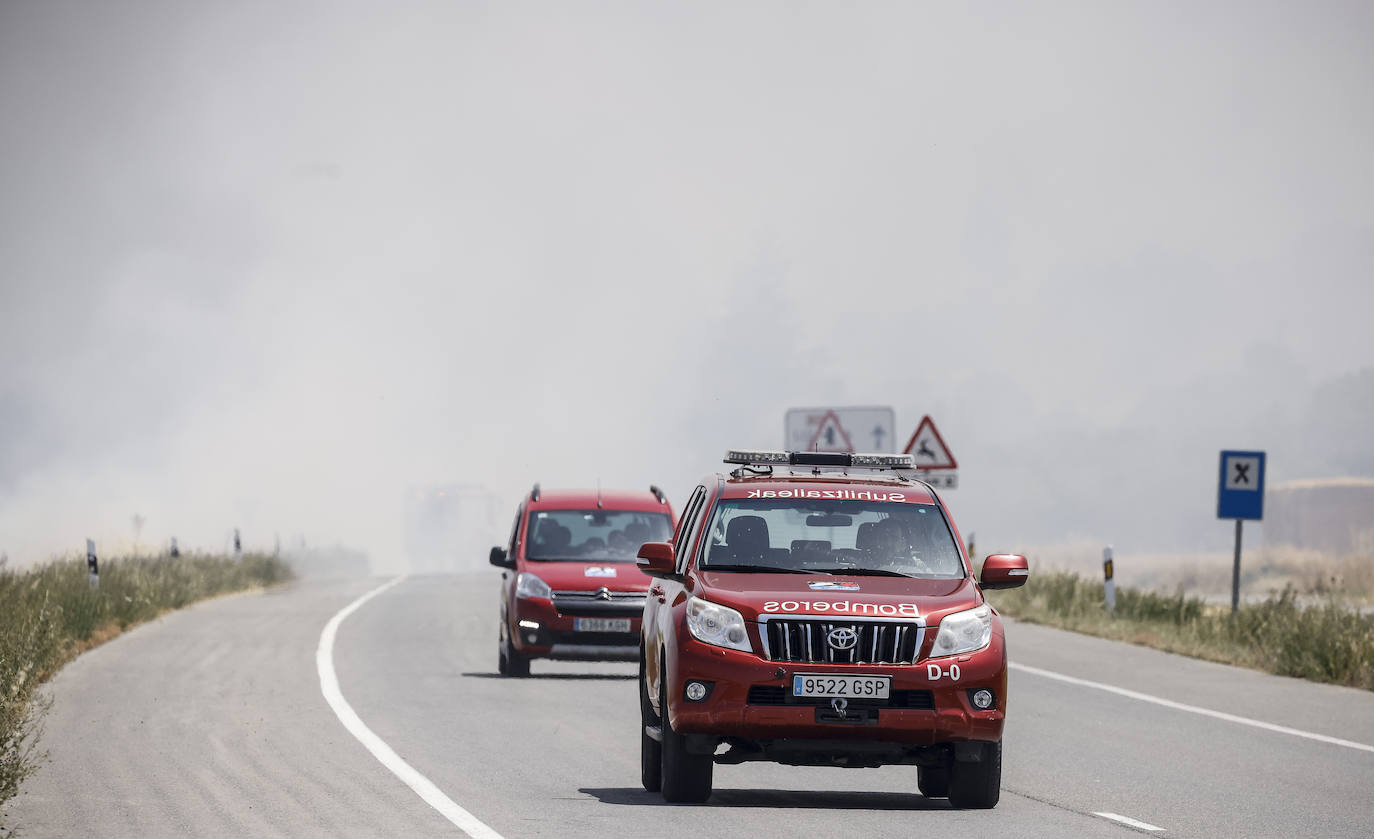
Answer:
8;573;1374;837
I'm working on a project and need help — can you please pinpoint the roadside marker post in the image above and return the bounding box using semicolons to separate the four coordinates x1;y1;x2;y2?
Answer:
1103;546;1115;616
86;538;99;588
1217;450;1266;613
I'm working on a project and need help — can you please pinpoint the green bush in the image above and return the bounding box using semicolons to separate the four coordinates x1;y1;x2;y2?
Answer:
0;552;292;820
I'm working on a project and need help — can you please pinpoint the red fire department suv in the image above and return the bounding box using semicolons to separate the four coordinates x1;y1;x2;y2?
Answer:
489;484;675;676
637;450;1028;806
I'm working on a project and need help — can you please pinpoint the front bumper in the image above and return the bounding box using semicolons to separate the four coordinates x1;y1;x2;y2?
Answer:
510;596;641;661
667;631;1008;747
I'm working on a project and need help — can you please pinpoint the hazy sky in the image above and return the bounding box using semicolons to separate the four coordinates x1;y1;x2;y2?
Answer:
2;1;1372;569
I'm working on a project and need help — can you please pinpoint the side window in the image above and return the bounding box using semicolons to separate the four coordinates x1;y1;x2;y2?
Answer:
674;486;709;575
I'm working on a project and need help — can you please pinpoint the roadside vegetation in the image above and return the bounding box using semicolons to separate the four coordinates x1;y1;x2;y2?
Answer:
0;552;293;822
987;568;1374;692
1005;542;1374;606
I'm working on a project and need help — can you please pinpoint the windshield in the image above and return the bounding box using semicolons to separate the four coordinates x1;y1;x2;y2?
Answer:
526;509;673;562
699;498;965;579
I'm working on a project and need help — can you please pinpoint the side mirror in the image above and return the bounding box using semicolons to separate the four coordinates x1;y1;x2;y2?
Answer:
489;546;514;569
980;554;1029;590
636;541;676;578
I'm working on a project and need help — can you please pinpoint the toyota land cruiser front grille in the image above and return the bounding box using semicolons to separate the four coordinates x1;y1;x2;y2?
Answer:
759;618;925;664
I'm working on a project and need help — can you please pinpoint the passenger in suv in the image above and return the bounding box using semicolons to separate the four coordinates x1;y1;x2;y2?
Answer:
490;484;675;677
637;450;1028;806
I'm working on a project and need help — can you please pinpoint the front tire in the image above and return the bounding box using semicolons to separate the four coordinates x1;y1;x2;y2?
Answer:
659;671;712;803
918;764;950;798
948;741;1001;809
499;627;530;678
639;654;662;792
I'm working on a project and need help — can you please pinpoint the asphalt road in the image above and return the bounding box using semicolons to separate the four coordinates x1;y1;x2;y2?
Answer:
8;572;1374;838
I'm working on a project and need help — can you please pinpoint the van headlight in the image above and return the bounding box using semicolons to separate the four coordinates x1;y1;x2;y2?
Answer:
929;604;992;657
515;572;552;600
686;597;752;653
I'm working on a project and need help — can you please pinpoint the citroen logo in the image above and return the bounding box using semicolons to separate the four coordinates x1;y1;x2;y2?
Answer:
596;587;613;601
827;627;859;651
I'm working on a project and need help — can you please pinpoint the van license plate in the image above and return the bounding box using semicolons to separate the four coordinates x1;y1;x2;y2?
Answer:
574;618;631;632
792;674;891;699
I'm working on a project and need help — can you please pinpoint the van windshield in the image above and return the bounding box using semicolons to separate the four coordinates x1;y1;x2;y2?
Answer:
699;499;965;579
526;510;673;562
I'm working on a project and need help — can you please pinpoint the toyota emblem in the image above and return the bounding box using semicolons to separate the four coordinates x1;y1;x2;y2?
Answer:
827;627;859;651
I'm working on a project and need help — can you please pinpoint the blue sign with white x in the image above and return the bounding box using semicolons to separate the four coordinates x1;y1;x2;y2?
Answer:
1217;450;1265;520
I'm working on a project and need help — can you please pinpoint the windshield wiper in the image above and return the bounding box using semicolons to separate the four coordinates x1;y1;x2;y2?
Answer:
809;567;915;578
700;564;811;574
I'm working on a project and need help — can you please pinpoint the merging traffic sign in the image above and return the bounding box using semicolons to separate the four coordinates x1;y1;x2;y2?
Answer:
1217;450;1265;520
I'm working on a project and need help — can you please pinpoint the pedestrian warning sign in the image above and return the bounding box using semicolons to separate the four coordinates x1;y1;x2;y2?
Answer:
808;410;854;452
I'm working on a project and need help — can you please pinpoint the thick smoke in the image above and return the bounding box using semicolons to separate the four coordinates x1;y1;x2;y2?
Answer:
2;2;1371;570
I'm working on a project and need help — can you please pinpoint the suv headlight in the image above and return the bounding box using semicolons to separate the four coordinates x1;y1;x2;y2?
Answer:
929;604;992;657
516;572;552;600
686;597;752;653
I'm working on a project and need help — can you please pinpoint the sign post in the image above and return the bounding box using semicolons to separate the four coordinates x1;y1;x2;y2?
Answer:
1103;545;1115;616
1217;450;1266;613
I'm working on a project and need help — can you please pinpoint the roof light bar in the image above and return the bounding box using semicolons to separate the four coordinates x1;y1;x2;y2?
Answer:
723;450;917;470
791;452;850;467
851;453;916;468
724;450;790;465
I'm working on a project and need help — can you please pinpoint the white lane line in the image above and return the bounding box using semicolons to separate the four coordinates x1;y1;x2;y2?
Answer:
1011;661;1374;754
1094;812;1164;832
317;576;505;839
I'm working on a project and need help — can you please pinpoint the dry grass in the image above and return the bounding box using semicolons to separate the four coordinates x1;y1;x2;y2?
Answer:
1009;541;1374;606
987;568;1374;691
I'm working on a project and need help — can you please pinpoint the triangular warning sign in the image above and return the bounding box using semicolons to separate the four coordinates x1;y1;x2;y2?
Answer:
806;410;856;452
902;415;957;469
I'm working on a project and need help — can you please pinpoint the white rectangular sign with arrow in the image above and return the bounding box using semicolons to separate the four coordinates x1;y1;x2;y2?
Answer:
785;406;896;453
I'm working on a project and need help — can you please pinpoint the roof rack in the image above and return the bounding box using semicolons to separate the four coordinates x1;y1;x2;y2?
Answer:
724;450;916;471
